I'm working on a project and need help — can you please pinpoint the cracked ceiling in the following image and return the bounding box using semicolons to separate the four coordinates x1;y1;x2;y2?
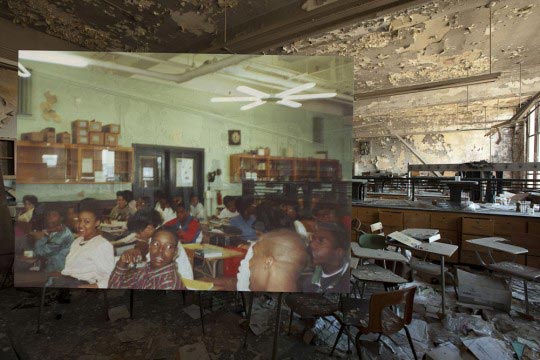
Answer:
1;0;540;138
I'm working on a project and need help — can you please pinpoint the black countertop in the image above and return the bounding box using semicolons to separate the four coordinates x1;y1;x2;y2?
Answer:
353;199;540;218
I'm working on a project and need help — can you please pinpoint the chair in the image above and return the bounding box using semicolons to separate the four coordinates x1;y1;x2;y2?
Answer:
409;237;458;296
351;218;364;240
352;233;388;298
370;222;384;235
284;293;340;335
330;286;418;360
475;233;540;316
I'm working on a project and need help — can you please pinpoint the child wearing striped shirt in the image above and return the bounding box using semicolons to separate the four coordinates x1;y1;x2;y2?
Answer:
108;229;184;290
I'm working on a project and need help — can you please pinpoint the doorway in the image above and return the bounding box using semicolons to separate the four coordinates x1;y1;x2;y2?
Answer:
133;144;204;208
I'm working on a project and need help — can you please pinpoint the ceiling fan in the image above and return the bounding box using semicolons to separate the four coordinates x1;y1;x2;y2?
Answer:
211;82;337;110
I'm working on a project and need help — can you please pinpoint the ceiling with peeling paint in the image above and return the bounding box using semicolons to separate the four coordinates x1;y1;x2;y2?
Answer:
1;0;540;139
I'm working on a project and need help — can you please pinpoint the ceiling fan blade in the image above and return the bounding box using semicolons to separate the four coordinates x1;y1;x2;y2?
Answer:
211;96;258;103
241;100;266;111
276;99;302;108
285;92;337;100
275;82;316;98
237;86;269;98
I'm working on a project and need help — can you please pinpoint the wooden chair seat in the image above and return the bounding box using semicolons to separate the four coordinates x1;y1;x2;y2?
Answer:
487;262;540;281
339;298;403;334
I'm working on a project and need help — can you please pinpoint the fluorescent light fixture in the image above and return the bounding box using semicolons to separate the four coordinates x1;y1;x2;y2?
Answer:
19;51;89;68
241;100;266;111
211;82;336;110
18;63;31;78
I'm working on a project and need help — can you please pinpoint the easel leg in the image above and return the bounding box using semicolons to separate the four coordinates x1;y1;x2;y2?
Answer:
272;293;283;360
243;292;254;348
440;255;446;316
130;290;134;319
103;290;109;321
198;292;205;335
36;284;47;334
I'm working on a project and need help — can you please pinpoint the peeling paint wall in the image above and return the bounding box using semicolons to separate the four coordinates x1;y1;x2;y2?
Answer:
354;129;514;175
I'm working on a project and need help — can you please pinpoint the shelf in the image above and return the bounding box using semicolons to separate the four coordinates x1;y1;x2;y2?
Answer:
230;153;341;183
17;141;133;184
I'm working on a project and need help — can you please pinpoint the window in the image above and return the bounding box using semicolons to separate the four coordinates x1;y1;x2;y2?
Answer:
525;107;539;181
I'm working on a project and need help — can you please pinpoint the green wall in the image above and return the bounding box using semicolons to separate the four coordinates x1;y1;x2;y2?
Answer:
17;59;352;202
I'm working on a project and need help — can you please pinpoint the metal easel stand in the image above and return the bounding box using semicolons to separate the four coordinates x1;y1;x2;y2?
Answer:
36;277;55;333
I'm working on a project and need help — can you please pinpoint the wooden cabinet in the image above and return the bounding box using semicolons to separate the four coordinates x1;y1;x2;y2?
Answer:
229;154;341;183
404;211;430;229
354;204;539;266
431;213;460;231
17;141;133;184
379;210;403;234
0;138;15;179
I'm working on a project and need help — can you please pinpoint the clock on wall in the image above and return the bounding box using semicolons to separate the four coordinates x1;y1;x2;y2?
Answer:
228;130;241;145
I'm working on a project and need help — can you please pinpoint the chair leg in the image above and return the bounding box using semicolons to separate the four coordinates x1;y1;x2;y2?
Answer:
360;282;366;300
355;332;363;360
404;325;418;360
524;280;529;315
288;309;293;334
330;324;345;356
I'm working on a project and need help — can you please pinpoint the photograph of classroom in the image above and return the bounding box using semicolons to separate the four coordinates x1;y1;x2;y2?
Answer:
8;52;353;292
1;0;540;359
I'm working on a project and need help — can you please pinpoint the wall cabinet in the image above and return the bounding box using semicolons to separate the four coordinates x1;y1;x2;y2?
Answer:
354;205;540;265
0;138;15;179
229;154;341;183
17;141;133;184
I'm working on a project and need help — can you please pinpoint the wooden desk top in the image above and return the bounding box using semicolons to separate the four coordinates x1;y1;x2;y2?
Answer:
352;264;408;284
183;244;244;259
466;237;528;255
351;243;409;263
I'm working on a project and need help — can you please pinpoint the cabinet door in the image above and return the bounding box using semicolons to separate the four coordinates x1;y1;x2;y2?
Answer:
431;213;460;231
462;217;494;236
379;210;403;230
494;217;526;236
403;211;430;229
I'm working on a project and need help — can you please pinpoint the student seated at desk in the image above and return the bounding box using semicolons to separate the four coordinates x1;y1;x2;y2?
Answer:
111;209;162;257
110;190;136;221
302;222;350;293
109;229;185;290
154;194;176;224
135;196;151;211
163;203;202;244
61;205;115;288
237;229;308;292
189;194;206;221
218;196;239;219
230;196;257;241
30;210;74;272
17;195;44;230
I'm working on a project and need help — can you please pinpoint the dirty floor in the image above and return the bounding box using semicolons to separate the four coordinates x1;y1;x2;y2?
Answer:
0;272;539;359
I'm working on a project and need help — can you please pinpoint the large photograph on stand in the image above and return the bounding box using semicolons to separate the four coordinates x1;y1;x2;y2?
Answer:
14;51;353;292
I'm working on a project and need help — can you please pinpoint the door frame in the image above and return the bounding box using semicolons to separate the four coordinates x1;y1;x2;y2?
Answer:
133;143;205;204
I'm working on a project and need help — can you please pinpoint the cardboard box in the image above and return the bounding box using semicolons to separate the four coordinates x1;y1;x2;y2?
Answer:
73;132;89;144
40;127;56;143
104;133;118;146
89;132;104;145
72;120;89;129
88;120;102;132
457;269;511;311
56;132;71;144
21;132;44;142
103;124;120;134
